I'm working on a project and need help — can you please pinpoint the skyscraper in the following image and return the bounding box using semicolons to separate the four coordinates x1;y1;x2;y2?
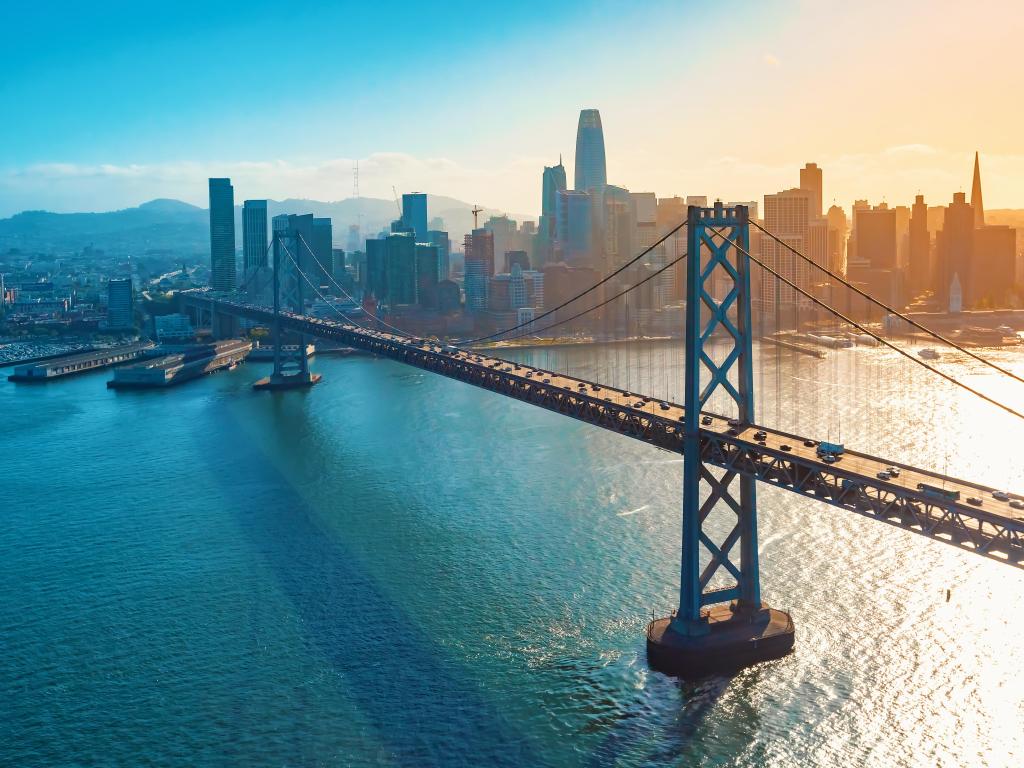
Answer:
556;190;594;266
971;151;985;228
106;278;134;328
799;163;823;219
427;230;451;281
401;193;428;242
537;159;568;267
574;109;607;193
542;160;568;222
909;195;931;290
242;200;268;271
208;178;236;292
311;218;334;287
935;192;974;308
759;188;812;313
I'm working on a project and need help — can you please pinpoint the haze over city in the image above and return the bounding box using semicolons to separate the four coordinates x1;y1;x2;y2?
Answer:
2;0;1023;216
3;2;1024;767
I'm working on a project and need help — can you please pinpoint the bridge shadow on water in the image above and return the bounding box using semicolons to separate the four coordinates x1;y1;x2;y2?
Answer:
197;400;546;767
197;393;760;766
581;668;767;767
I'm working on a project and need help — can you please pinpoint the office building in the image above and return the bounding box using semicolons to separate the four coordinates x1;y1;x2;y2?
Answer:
310;218;334;286
973;225;1016;306
401;193;428;242
935;192;974;308
346;224;361;253
464;258;489;312
854;205;897;269
574;109;607;193
415;243;440;309
155;313;193;342
365;232;417;306
537;159;568;267
555;190;594;266
465;228;495;277
208;178;236;292
909;195;931;291
107;278;134;328
800;163;823;219
506;250;530;272
485;215;518;271
825;204;847;274
604;185;635;268
242;200;268;271
427;230;451;281
759;188;813;312
631;192;658;250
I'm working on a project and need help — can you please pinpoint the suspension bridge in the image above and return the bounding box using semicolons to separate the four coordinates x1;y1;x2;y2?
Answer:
180;203;1024;677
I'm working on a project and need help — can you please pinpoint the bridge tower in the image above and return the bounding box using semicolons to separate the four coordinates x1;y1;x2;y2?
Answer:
647;203;794;676
253;232;321;390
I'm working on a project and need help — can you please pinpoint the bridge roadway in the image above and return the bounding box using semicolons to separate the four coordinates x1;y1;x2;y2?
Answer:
188;293;1024;567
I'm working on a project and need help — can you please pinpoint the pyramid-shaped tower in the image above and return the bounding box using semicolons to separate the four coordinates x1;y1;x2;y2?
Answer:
971;151;985;228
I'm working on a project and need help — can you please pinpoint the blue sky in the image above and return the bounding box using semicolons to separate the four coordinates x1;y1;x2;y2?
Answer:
1;0;1020;216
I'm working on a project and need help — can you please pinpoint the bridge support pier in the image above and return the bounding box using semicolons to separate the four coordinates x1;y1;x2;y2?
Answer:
647;204;794;677
253;232;321;391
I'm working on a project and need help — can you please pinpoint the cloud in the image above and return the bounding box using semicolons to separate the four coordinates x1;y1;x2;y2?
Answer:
0;153;549;217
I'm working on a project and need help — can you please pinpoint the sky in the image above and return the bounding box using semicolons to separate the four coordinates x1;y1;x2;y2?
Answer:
1;0;1022;218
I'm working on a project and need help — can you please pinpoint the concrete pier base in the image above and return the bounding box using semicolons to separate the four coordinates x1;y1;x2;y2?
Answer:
253;372;322;391
646;602;794;678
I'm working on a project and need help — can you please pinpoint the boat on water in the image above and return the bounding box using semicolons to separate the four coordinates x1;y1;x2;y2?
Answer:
918;348;940;360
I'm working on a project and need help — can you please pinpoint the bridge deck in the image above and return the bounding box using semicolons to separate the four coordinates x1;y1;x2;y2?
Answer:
187;294;1024;567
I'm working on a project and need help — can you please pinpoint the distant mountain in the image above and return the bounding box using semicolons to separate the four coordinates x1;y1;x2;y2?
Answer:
0;195;535;256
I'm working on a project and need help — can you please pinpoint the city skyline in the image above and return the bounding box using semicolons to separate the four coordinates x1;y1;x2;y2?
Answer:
2;1;1023;217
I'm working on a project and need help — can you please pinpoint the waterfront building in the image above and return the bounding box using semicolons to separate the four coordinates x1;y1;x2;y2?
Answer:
208;178;236;292
155;313;194;342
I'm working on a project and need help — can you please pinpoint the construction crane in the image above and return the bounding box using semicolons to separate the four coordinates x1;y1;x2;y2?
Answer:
392;186;402;218
471;205;483;230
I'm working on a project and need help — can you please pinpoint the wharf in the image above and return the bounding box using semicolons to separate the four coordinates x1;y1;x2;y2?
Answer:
107;340;251;389
8;342;154;382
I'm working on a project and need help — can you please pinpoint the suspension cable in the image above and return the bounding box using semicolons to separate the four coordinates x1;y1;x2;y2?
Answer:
483;250;689;345
462;219;689;344
707;225;1024;423
293;232;415;339
751;219;1024;387
277;239;382;333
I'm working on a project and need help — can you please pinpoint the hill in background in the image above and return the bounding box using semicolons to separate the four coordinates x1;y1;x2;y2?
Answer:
0;196;535;256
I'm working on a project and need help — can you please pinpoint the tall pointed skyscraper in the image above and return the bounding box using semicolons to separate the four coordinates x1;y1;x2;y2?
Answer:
971;151;985;228
574;109;607;193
